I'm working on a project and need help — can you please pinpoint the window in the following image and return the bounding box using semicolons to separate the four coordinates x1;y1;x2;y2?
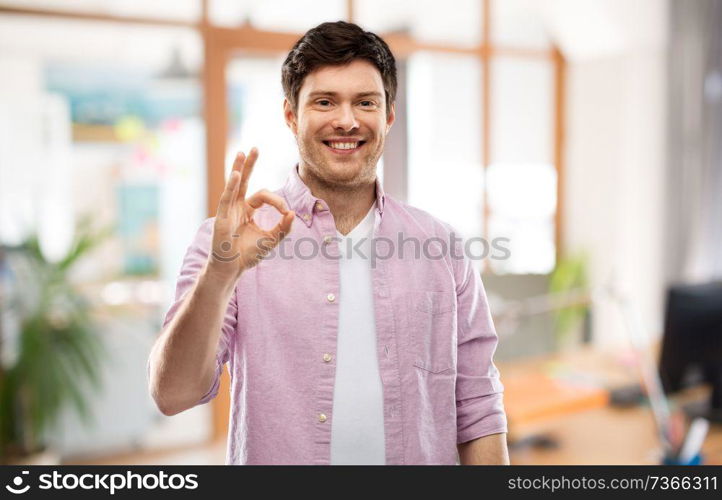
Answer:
488;57;556;274
406;52;484;244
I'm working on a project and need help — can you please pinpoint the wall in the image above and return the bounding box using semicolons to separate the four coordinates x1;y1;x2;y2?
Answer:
558;0;669;348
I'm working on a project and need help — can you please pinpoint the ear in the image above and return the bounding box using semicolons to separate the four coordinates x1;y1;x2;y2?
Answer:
385;102;396;134
283;98;298;135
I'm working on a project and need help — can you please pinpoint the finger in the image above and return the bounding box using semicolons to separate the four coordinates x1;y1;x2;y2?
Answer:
232;151;246;173
266;210;295;246
238;147;259;200
216;171;240;218
217;154;244;217
229;153;244;198
246;189;289;214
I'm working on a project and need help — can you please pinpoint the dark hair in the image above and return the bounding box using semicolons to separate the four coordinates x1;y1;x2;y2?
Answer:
282;21;397;116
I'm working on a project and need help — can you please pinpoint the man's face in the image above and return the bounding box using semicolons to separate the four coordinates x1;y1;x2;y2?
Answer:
284;59;395;190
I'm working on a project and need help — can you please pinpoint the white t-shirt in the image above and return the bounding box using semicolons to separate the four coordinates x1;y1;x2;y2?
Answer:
329;203;386;465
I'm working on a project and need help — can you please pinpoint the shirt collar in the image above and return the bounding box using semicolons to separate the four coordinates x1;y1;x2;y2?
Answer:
283;164;386;228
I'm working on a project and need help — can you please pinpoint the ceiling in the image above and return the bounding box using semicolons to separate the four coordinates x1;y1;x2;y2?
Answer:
0;0;669;70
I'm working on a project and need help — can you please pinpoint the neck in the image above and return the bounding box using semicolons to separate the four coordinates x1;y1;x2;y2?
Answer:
298;164;376;235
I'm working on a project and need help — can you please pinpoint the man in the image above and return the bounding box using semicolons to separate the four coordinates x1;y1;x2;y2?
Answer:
148;21;508;465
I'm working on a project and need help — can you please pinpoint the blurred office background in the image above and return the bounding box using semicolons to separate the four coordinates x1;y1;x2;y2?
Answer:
0;0;720;465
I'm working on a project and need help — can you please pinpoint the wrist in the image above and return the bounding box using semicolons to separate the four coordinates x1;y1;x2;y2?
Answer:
200;260;241;295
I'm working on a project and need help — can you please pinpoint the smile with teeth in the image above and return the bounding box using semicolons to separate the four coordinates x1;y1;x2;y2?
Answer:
323;140;366;151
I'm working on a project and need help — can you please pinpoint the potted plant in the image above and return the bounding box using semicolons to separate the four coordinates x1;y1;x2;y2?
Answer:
0;218;108;463
549;252;590;349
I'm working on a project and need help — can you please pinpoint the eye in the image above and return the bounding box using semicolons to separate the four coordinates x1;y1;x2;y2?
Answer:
359;100;376;107
316;99;332;107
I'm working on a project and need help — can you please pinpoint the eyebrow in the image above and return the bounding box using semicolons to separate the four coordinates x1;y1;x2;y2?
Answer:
306;91;384;100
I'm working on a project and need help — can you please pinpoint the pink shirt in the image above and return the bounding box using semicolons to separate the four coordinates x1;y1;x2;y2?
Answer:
161;166;506;465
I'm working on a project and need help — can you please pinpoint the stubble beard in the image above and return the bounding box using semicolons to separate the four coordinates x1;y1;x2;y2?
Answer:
298;136;383;193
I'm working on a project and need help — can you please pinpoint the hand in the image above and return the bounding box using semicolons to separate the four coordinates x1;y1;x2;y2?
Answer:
206;148;294;283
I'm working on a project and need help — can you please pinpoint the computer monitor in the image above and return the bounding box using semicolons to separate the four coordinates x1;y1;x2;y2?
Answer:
659;282;722;422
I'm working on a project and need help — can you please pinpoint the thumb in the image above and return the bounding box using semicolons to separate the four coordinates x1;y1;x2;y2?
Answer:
266;210;295;248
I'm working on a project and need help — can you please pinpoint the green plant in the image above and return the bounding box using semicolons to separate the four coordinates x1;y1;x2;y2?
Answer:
549;252;589;347
0;218;109;462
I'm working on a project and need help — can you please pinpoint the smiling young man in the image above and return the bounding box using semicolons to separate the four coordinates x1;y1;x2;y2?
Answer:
148;21;508;465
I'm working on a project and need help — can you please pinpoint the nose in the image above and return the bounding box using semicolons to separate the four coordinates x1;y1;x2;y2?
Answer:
330;103;359;132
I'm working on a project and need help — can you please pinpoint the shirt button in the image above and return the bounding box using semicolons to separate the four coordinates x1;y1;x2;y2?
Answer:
318;413;327;423
323;235;333;245
302;213;310;222
323;353;333;363
326;293;336;303
315;202;324;211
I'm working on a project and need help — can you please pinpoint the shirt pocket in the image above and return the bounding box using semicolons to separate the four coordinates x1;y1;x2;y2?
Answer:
410;290;455;374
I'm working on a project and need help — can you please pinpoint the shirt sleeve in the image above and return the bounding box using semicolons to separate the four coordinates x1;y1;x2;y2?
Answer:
147;218;238;406
452;238;507;444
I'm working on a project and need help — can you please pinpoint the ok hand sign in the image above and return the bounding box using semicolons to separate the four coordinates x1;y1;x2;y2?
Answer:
207;148;295;283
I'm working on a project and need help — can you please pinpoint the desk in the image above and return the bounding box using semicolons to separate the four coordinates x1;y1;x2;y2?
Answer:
499;347;722;465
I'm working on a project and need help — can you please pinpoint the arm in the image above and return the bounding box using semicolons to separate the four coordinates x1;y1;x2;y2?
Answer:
458;432;510;465
452;232;508;447
148;149;294;416
148;265;236;416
